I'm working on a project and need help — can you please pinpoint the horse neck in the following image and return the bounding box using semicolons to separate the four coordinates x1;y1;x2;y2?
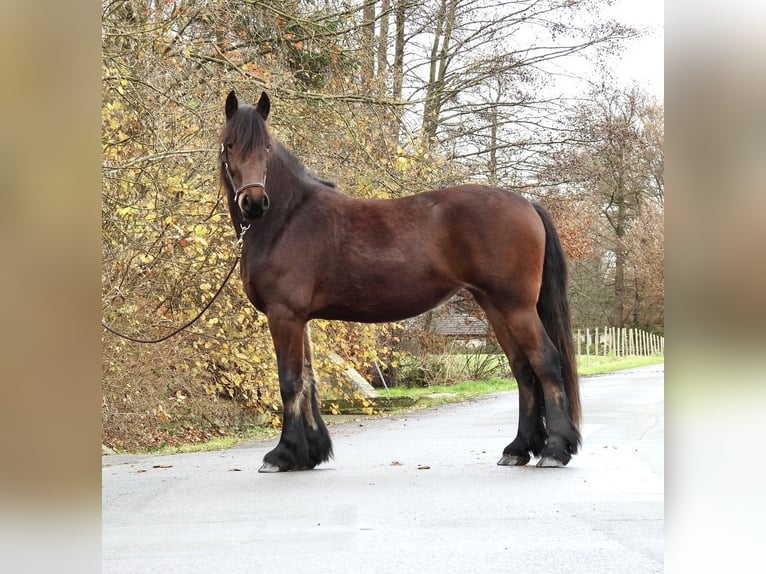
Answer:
265;145;313;213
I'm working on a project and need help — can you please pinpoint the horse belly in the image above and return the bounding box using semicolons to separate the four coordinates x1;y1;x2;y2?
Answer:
310;270;460;323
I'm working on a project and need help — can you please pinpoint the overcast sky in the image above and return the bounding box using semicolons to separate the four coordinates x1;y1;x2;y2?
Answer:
530;0;664;102
604;0;664;99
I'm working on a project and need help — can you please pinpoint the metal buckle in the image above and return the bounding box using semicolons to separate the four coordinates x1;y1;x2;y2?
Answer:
237;223;251;250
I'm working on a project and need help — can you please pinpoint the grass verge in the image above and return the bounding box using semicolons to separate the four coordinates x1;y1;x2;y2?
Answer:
576;354;663;376
138;426;279;456
385;377;517;400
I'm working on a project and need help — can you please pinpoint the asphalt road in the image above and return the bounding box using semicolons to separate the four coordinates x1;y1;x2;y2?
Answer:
102;364;664;573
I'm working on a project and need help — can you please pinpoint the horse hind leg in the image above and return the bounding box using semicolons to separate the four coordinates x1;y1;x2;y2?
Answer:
497;357;547;466
471;292;546;467
504;308;580;467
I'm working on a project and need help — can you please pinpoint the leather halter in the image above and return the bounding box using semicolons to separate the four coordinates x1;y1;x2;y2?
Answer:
220;143;268;204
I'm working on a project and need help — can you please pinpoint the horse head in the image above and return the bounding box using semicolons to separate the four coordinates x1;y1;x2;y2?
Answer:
221;90;272;221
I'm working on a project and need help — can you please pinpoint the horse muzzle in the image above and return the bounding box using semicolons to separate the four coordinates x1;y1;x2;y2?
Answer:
237;185;270;220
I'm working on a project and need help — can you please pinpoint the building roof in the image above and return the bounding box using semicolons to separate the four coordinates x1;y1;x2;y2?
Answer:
431;314;489;337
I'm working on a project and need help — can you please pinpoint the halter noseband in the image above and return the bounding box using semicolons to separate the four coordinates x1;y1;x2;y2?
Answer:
220;143;269;205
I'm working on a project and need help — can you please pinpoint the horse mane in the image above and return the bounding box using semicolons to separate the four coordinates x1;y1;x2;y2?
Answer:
271;139;338;191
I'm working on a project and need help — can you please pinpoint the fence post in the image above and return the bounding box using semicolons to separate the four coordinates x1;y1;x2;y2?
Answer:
616;328;620;356
641;330;646;356
624;328;629;356
596;327;600;356
628;327;638;356
620;327;628;357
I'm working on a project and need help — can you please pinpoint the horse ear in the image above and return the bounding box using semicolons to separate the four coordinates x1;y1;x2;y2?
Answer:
225;90;238;119
255;91;270;121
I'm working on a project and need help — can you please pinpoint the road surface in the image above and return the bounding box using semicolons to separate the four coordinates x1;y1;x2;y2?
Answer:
103;364;663;573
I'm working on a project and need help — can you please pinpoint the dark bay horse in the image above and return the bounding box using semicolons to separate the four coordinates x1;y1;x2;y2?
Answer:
219;91;581;472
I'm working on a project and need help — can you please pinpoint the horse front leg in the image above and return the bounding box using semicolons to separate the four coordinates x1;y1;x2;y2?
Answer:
260;312;333;473
294;325;333;467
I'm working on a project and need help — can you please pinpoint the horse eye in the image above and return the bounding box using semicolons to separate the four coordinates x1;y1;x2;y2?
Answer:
226;141;235;150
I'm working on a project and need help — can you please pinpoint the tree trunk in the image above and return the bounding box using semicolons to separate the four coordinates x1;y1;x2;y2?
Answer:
488;102;498;184
377;0;390;84
392;0;406;102
613;189;627;326
361;0;376;81
421;0;457;146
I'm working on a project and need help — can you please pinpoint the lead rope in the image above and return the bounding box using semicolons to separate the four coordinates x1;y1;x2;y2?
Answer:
101;225;249;344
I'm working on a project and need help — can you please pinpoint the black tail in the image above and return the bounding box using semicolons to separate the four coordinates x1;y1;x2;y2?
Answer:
533;203;582;432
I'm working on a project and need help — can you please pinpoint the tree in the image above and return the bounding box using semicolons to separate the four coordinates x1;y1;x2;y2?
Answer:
541;84;664;331
404;1;634;159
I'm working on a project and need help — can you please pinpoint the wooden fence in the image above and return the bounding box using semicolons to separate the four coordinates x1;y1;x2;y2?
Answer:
575;327;664;357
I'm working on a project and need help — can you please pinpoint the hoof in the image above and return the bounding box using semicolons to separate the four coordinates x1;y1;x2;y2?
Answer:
258;462;284;473
497;452;531;466
536;455;568;468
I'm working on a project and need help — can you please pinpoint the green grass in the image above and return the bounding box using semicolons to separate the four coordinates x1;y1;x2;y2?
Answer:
390;354;664;399
576;354;663;376
386;377;517;399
